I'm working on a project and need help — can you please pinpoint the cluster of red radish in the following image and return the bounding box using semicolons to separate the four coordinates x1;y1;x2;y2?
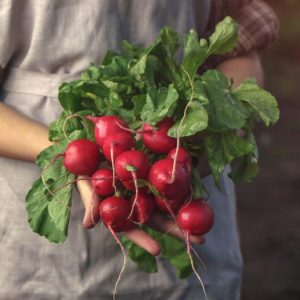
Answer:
62;115;214;244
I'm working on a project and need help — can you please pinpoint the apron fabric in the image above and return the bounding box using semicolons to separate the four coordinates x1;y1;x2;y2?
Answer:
0;1;242;299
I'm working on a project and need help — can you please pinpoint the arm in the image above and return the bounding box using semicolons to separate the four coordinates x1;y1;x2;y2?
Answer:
0;102;51;161
216;49;264;87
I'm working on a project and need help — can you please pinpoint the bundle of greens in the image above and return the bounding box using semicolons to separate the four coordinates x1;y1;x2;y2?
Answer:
26;17;279;278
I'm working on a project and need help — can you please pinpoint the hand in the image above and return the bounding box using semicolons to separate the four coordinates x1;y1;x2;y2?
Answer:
76;177;204;256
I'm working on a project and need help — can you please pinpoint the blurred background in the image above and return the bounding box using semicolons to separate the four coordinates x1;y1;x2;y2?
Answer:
237;1;300;299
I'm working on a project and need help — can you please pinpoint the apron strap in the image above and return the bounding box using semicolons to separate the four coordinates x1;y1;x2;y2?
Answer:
1;67;79;98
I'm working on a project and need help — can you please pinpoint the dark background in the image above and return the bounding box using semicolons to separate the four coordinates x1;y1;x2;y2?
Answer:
237;1;300;299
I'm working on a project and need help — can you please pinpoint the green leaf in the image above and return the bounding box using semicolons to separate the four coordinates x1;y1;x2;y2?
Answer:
207;16;239;55
26;178;68;243
203;131;255;182
108;91;124;108
58;80;109;112
141;84;179;125
26;148;75;243
48;110;93;142
159;27;180;59
121;236;158;273
193;79;209;105
27;130;88;242
81;64;102;80
100;55;128;78
129;40;160;77
132;94;147;117
182;30;208;78
191;158;205;198
230;130;260;183
146;227;193;279
202;70;248;131
168;101;208;137
233;79;280;126
230;155;260;184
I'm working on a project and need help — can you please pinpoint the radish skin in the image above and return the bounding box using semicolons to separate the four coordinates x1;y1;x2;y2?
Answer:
63;139;101;176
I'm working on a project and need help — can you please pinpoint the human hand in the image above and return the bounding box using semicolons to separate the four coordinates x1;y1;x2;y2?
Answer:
76;177;204;256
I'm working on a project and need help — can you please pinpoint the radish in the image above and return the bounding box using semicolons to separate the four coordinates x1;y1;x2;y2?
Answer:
99;196;133;232
63;139;101;175
148;158;190;199
87;115;129;147
154;195;186;214
167;147;192;174
114;150;149;181
115;150;149;219
91;169;115;197
99;196;133;300
102;132;134;162
177;198;214;300
142;117;176;154
177;199;214;236
129;192;155;224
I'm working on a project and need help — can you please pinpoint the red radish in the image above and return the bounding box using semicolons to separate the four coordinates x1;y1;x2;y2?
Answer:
114;150;149;219
142;117;176;154
99;196;133;232
114;150;149;181
148;158;190;199
102;132;134;162
87;115;129;147
91;169;115;197
63;139;101;175
154;195;186;214
99;196;133;300
177;199;214;236
167;147;192;174
176;198;213;300
129;192;155;224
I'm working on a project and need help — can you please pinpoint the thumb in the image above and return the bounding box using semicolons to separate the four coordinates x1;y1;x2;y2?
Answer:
76;176;101;229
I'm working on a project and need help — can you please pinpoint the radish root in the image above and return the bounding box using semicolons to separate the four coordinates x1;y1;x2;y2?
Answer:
41;153;64;195
127;170;138;220
186;231;209;300
62;113;89;142
108;225;127;300
160;197;207;271
171;65;195;183
110;145;118;194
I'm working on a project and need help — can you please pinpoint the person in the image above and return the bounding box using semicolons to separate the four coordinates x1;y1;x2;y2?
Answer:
0;1;278;299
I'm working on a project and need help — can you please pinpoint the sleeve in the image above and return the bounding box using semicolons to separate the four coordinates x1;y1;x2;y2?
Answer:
227;0;279;55
204;0;279;67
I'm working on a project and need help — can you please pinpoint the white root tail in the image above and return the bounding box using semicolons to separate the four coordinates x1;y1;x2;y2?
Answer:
108;225;127;300
186;231;209;300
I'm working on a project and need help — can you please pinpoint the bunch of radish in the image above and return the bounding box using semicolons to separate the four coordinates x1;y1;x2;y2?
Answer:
63;115;214;237
61;114;214;298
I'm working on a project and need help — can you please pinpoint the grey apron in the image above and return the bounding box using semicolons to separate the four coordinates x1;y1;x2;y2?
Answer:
0;1;242;299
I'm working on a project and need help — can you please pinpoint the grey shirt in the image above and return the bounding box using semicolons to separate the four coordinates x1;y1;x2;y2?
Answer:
0;1;242;299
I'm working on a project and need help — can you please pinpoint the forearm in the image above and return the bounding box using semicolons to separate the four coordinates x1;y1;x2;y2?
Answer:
0;102;52;162
216;50;264;88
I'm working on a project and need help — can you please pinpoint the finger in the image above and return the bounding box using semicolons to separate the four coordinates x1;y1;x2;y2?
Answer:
76;176;100;229
124;227;161;256
147;212;205;244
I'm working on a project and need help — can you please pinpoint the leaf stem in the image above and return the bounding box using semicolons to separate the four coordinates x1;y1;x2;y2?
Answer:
171;65;195;183
62;113;89;142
